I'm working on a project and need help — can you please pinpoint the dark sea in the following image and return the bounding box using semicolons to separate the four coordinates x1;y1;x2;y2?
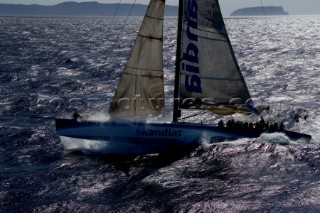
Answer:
0;15;320;212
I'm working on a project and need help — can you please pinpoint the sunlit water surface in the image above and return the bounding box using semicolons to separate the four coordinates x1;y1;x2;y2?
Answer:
0;15;320;212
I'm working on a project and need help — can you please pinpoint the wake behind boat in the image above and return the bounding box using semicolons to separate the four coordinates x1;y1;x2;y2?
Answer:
55;0;311;154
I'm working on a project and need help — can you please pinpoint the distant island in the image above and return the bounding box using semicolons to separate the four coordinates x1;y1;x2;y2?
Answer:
0;2;177;17
231;6;289;16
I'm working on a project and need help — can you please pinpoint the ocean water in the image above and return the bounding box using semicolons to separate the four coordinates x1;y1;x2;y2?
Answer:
0;15;320;212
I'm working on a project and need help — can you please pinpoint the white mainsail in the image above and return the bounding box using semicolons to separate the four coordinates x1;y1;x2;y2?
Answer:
109;0;165;118
178;0;254;115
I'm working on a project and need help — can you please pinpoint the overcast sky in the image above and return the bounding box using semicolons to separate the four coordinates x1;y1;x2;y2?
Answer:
0;0;319;15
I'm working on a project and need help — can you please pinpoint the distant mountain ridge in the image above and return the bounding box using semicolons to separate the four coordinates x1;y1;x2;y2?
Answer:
231;6;289;16
0;1;178;16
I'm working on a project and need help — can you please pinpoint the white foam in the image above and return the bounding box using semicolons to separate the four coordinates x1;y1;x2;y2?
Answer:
257;132;290;145
60;136;161;155
60;136;110;153
82;112;111;121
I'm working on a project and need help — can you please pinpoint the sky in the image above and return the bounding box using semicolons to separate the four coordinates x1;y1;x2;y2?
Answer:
0;0;319;15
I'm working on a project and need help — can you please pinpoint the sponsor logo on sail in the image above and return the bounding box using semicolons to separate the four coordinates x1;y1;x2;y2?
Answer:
182;0;202;94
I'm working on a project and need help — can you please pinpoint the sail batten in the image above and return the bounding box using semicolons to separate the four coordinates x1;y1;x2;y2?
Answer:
137;35;163;41
179;75;247;81
145;15;164;20
109;0;165;118
125;68;163;73
183;27;228;36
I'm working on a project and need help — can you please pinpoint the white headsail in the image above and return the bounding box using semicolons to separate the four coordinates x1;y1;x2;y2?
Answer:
109;0;165;118
178;0;254;115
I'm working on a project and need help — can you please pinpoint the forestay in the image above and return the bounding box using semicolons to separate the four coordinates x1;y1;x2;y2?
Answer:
178;0;253;115
109;0;165;118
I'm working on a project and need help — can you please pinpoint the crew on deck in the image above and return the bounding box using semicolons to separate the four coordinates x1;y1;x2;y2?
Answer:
223;117;285;134
72;109;81;121
218;120;224;128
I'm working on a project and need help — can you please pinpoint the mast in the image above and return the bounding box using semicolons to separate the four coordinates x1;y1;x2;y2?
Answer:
173;0;183;122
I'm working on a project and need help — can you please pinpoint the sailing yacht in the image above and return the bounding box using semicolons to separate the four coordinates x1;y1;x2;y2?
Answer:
55;0;311;154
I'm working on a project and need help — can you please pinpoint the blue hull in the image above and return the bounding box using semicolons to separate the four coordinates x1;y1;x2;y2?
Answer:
55;119;312;154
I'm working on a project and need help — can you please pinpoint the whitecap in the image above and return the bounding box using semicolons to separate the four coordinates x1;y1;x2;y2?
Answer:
257;132;290;145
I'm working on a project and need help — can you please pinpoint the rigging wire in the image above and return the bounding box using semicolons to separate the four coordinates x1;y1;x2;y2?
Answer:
106;0;137;47
257;0;290;124
105;0;122;33
123;0;138;26
259;0;267;17
258;0;270;28
111;0;122;21
110;0;138;34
